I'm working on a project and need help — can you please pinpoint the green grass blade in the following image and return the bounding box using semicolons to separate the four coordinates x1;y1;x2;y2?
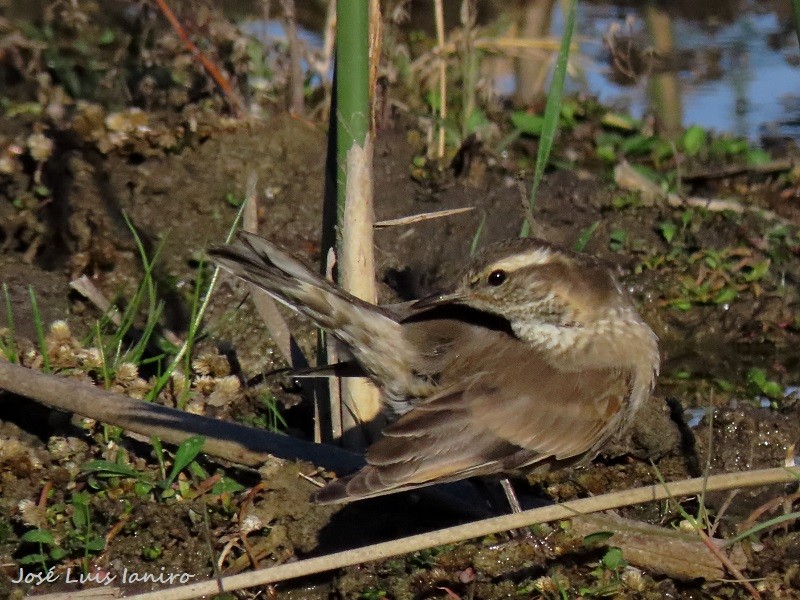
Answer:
470;214;486;256
28;286;50;372
151;436;167;480
520;0;577;237
723;511;800;547
148;203;246;402
2;283;19;363
574;220;600;252
163;435;206;490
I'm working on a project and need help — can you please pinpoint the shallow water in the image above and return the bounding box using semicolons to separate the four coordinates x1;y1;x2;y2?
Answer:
573;1;800;142
251;0;799;143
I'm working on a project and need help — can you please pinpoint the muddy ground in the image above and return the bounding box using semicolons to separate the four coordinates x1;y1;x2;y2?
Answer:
1;2;800;599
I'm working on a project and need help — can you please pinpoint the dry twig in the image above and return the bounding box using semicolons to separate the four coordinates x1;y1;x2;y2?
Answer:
123;466;800;600
152;0;245;117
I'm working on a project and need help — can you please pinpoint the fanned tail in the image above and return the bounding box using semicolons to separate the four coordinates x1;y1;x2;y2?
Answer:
207;232;419;392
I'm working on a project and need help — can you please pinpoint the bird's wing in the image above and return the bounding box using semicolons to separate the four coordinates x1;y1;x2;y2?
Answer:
470;366;633;461
312;366;633;504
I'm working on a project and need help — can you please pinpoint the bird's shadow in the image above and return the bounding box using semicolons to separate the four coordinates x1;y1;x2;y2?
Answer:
311;478;547;556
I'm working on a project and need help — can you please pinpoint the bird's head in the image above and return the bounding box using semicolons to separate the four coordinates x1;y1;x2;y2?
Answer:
414;238;657;367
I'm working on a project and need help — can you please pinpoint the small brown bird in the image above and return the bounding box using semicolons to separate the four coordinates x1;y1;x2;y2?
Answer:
209;232;659;504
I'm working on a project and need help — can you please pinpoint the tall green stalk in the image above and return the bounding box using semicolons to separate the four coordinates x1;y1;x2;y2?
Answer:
520;0;577;237
335;0;370;233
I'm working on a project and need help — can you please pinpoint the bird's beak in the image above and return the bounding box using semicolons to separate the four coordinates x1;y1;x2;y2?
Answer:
412;290;465;310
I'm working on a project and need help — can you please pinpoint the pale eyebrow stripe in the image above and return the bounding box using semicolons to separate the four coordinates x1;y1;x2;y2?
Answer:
489;248;554;272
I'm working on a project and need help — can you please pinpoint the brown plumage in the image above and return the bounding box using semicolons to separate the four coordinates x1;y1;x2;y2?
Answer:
208;232;660;504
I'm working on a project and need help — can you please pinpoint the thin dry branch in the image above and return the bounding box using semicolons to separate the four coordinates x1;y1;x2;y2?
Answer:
152;0;245;117
0;360;362;474
570;513;728;580
614;161;794;225
374;206;474;227
69;275;122;326
684;159;796;181
123;466;800;600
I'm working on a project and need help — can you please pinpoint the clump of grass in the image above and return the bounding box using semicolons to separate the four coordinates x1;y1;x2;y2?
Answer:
91;215;167;387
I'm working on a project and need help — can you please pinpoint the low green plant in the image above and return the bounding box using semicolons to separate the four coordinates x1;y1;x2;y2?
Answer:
148;203;245;404
82;435;234;500
746;367;783;403
18;528;68;571
608;229;628;252
88;214;168;387
360;587;388;600
723;508;800;548
577;546;627;596
69;492;105;569
17;492;105;573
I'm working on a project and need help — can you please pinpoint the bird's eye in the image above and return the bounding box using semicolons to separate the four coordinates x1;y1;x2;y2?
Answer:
487;269;507;286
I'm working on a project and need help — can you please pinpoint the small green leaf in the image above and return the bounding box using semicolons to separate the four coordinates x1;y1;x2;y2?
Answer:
189;461;208;479
609;229;627;252
85;536;105;552
596;144;616;162
682;125;707;156
98;29;116;45
743;261;770;282
574;221;600;252
21;529;55;545
671;300;692;311
510;111;544;136
172;436;205;473
652;138;675;160
747;368;783;400
71;492;91;529
18;553;49;565
602;546;626;570
601;112;639;131
612;193;638;210
583;531;614;546
212;478;246;495
746;149;771;166
620;134;655;156
464;108;489;136
762;381;783;399
225;193;243;208
713;287;737;304
163;436;206;489
714;378;735;392
658;221;677;244
142;545;163;560
83;460;144;480
134;481;154;496
426;90;442;112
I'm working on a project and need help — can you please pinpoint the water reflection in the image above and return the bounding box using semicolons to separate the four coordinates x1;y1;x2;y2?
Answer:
497;0;799;141
238;0;798;141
